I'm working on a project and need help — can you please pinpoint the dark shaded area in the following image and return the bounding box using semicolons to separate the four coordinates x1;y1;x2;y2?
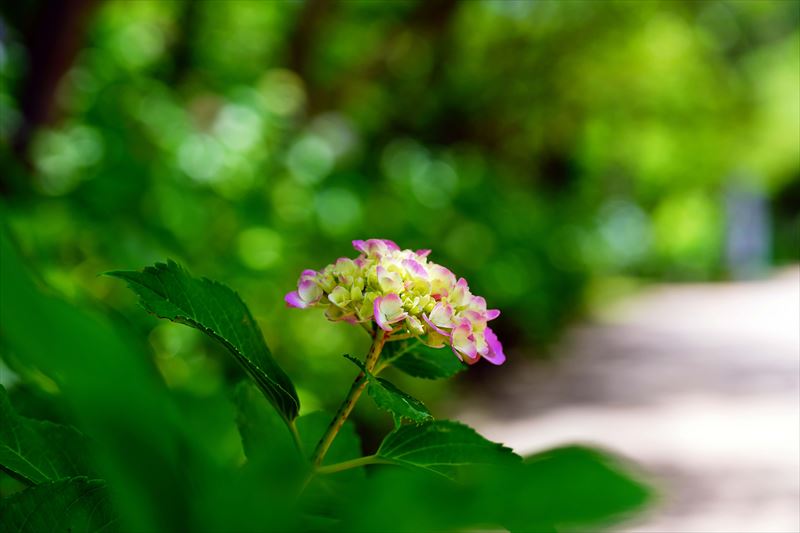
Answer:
8;0;100;162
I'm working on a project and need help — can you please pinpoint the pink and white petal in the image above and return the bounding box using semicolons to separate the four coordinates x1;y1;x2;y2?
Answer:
356;239;392;256
300;269;318;281
452;343;480;364
469;295;487;312
387;313;408;326
485;309;501;321
482;327;506;365
429;302;454;327
379;291;402;308
405;315;425;335
403;258;429;279
373;296;392;331
376;265;403;293
379;293;406;323
474;330;490;356
352;240;367;253
366;240;384;254
450;321;478;363
422;313;450;336
461;310;485;325
374;294;406;330
450;277;470;305
429;266;456;298
298;279;322;304
430;265;455;284
416;249;432;257
285;291;308;309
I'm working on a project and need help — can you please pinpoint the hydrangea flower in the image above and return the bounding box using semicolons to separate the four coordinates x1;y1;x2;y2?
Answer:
285;239;505;365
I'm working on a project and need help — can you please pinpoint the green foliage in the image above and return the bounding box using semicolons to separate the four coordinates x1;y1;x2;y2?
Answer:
0;385;91;485
2;0;794;385
234;381;363;471
345;354;432;425
1;229;252;531
342;445;651;532
376;420;519;479
381;339;467;380
234;381;298;466
0;238;652;532
368;378;432;426
108;261;300;424
503;446;653;530
0;478;116;533
4;0;794;527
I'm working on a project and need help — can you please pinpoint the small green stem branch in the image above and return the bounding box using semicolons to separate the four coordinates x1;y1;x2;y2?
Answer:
310;331;387;468
386;332;415;342
360;322;374;336
288;420;304;456
315;454;388;475
373;338;418;375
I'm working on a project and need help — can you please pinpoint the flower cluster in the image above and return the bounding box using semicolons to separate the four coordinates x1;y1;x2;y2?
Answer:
285;239;505;365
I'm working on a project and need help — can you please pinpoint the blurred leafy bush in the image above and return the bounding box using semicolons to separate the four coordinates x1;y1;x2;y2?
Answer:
0;2;797;524
0;230;652;531
1;1;797;365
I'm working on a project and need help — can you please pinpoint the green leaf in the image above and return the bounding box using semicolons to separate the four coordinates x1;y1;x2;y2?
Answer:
0;385;91;485
0;477;117;533
233;382;297;467
340;446;651;532
233;382;362;475
1;227;238;531
497;446;653;531
107;260;299;423
381;340;467;380
344;355;432;424
370;379;432;426
376;420;519;479
232;385;369;524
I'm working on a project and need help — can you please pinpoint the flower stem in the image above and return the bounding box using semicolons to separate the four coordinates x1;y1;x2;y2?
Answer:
385;332;416;342
288;419;304;455
310;331;388;468
315;454;388;475
373;338;420;374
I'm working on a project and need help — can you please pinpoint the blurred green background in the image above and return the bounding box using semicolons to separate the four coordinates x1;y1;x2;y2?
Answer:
1;0;798;416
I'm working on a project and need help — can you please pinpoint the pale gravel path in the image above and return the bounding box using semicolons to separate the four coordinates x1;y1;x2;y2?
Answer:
458;267;800;533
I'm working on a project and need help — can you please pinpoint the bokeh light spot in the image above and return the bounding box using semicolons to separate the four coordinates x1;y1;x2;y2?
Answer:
31;125;104;195
272;179;314;223
598;199;652;268
315;188;363;236
286;134;335;185
109;22;165;70
411;160;459;208
259;69;306;116
214;103;263;152
237;227;283;270
178;134;225;183
381;138;429;184
444;220;495;268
